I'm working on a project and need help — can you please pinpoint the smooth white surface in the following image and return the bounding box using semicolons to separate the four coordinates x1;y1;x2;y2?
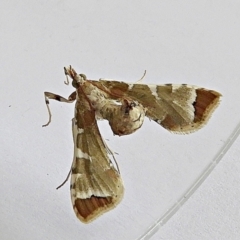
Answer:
1;1;240;240
152;135;240;240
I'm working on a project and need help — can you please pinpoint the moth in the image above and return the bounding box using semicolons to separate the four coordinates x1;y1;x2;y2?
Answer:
43;66;221;223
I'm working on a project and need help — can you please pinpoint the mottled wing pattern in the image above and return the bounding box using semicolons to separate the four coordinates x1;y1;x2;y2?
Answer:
92;80;221;133
71;86;124;223
43;66;221;223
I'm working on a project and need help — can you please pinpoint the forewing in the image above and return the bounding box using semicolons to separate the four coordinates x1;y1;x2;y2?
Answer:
71;88;124;223
95;80;221;133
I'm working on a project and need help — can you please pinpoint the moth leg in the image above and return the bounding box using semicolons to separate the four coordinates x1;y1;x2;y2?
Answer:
56;167;72;190
102;138;120;174
136;70;147;83
42;91;76;127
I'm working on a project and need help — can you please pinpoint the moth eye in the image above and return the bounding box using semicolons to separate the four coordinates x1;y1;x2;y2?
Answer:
130;102;137;107
123;101;137;114
72;80;78;88
79;73;87;80
124;108;130;114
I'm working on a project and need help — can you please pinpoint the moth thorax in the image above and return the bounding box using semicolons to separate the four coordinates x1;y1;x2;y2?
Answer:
102;100;146;136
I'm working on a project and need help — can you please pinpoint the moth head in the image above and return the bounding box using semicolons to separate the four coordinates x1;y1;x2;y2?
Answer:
71;74;87;88
64;66;87;88
107;100;146;136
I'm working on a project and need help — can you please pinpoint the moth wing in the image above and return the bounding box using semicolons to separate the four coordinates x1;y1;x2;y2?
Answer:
96;80;221;133
71;102;124;223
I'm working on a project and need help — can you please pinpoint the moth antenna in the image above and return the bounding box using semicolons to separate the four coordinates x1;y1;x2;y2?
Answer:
56;167;72;189
136;70;147;83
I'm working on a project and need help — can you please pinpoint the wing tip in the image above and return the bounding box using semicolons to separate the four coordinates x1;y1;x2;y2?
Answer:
159;88;221;134
73;193;124;223
193;88;221;124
